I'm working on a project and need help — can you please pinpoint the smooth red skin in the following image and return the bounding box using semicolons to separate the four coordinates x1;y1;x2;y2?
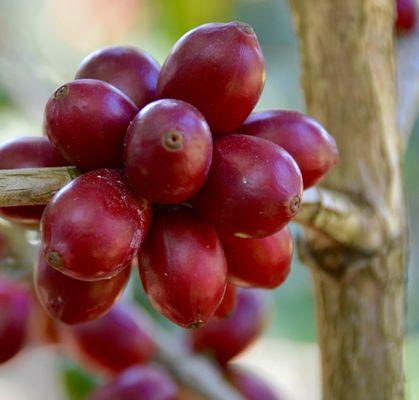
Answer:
0;136;68;223
44;79;138;171
75;46;160;109
241;110;338;189
221;227;293;289
191;288;267;365
124;99;213;204
192;135;303;238
157;22;265;135
396;0;417;34
213;283;237;320
41;169;151;281
63;304;155;375
139;207;227;328
0;277;30;364
89;365;178;400
226;367;281;400
34;253;130;324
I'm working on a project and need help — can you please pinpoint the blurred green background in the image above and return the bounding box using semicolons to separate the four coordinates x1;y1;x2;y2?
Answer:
0;0;417;399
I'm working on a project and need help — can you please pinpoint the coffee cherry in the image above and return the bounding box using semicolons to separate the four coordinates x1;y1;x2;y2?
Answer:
213;283;237;320
0;277;30;363
124;99;212;204
221;227;293;289
88;365;178;400
192;135;303;238
241;110;338;189
75;46;160;109
34;252;130;324
191;288;267;364
41;169;151;281
226;366;282;400
396;0;417;34
157;22;265;135
44;79;138;170
139;207;227;328
0;136;68;224
62;303;155;375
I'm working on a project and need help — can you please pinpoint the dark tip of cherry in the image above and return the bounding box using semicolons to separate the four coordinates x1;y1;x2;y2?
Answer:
289;195;301;216
188;320;204;329
54;85;69;99
45;251;64;269
232;21;255;35
163;131;184;151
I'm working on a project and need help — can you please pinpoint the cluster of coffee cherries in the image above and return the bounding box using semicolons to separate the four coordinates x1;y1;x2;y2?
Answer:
0;20;337;398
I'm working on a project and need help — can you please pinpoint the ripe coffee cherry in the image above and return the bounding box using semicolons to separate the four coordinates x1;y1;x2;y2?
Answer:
157;22;265;135
214;283;237;320
62;303;155;375
34;252;130;324
88;365;178;400
221;227;293;289
241;110;338;189
75;46;160;109
41;169;151;281
44;79;137;170
193;135;303;238
139;207;227;328
192;288;267;364
124;99;212;204
226;367;281;400
0;136;68;223
0;277;30;363
396;0;417;34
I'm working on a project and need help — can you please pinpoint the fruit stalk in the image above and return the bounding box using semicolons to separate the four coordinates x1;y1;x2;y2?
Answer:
288;0;407;399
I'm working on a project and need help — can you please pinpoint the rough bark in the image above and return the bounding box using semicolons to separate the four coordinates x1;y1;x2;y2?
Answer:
288;1;407;399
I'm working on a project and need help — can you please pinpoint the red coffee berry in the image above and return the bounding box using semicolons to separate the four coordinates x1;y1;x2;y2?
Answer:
0;277;30;363
75;46;160;109
213;283;237;320
396;0;417;34
124;99;212;204
0;136;68;223
88;365;178;400
44;79;138;170
157;22;265;135
41;169;151;281
62;303;155;375
221;227;293;289
191;288;267;364
226;366;282;400
34;252;130;324
192;135;303;238
139;207;227;328
241;110;338;189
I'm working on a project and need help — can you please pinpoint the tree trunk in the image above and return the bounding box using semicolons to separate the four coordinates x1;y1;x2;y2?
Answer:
288;1;407;399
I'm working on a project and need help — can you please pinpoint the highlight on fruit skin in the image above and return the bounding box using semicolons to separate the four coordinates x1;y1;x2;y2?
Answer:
75;46;160;109
88;365;178;400
0;136;68;224
192;134;303;238
241;110;338;189
213;282;237;320
61;303;155;375
41;169;151;281
124;99;213;204
0;276;31;364
157;21;265;136
44;79;138;171
34;251;131;325
139;206;227;329
191;288;268;365
220;226;293;289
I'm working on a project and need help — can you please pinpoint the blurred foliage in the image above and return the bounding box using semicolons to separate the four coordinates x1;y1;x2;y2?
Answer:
60;357;99;400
